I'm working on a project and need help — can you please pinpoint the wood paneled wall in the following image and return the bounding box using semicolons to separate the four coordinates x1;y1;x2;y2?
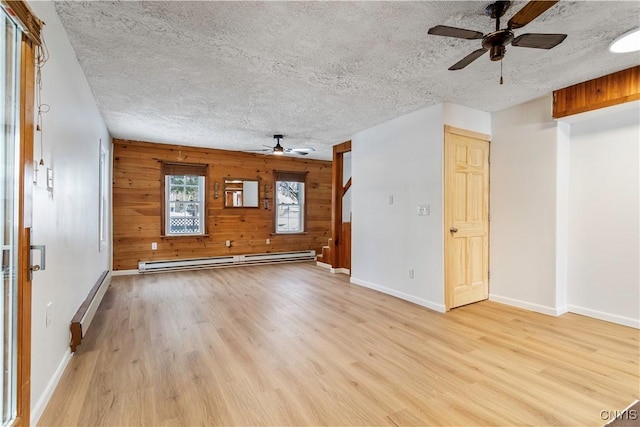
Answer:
553;66;640;118
113;139;332;270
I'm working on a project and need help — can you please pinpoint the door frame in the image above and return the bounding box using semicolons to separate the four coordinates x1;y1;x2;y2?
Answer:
330;140;351;270
444;125;491;311
14;31;36;427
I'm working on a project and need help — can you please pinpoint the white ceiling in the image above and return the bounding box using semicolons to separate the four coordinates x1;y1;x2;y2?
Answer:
53;1;640;160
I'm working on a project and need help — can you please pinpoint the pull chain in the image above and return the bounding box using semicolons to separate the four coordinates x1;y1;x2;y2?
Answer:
500;59;504;85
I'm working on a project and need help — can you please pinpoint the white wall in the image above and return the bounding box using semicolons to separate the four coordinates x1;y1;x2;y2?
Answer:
489;95;564;315
490;96;639;327
351;103;489;311
443;102;492;135
28;1;111;422
565;102;640;328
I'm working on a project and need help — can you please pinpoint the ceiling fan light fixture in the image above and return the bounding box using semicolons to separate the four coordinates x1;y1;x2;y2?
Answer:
273;134;285;154
489;45;507;61
609;28;640;53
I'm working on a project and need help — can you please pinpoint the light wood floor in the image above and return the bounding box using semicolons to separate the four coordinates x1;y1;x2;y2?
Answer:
39;262;639;426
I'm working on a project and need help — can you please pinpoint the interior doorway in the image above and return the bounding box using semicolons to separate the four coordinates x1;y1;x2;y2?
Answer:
331;140;351;273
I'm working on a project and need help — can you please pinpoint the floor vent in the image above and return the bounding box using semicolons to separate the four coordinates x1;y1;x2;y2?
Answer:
138;250;316;273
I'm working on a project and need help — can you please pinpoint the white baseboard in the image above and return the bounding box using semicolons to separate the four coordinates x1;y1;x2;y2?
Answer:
31;349;72;425
315;262;350;275
111;269;138;276
489;294;564;316
350;277;445;313
568;305;639;329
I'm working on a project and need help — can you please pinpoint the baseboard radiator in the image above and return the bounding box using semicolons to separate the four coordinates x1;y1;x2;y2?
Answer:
70;270;111;352
138;250;316;273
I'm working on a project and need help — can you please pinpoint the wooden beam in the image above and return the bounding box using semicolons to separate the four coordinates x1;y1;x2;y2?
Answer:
553;66;640;118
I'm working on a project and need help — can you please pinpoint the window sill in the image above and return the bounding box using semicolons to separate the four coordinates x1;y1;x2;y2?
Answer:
161;234;209;239
270;232;308;236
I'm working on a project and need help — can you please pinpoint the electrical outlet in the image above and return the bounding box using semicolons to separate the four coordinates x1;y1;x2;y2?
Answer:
151;242;158;250
46;302;53;327
266;238;270;245
408;269;414;279
225;240;231;247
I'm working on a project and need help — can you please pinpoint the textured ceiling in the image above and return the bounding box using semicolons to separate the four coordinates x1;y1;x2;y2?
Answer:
53;1;640;160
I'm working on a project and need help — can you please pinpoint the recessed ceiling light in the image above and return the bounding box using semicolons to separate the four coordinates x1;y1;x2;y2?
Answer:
609;28;640;53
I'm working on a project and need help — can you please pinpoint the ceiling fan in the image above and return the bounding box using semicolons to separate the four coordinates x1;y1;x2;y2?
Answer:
428;0;567;74
248;134;315;156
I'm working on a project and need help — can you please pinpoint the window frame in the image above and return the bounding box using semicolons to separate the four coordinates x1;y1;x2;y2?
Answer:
273;171;307;234
160;162;208;237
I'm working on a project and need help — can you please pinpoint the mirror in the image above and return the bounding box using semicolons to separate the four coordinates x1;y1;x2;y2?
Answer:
224;179;259;208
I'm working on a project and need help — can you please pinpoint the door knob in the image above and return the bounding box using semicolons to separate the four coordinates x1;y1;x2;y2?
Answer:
29;245;46;279
450;227;458;233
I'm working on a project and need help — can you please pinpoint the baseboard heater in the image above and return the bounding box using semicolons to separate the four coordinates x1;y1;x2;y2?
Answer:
138;250;316;273
70;270;110;352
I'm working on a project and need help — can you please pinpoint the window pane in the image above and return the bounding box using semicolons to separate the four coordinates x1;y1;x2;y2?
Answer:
165;175;205;235
275;180;304;233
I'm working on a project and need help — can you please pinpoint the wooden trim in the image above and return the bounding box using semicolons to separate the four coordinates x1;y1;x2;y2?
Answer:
331;140;351;269
70;271;109;352
443;125;491;142
274;170;307;183
553;66;640;118
333;139;352;154
14;32;36;427
342;177;352;195
1;0;43;46
161;161;207;176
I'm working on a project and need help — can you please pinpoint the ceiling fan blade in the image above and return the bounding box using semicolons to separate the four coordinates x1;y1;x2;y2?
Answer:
512;33;567;49
286;147;316;154
428;25;483;40
448;48;487;70
508;0;559;30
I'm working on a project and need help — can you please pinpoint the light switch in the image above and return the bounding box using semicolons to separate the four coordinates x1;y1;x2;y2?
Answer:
389;195;394;205
417;205;430;216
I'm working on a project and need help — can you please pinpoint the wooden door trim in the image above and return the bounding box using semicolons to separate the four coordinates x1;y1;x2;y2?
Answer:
444;131;454;311
14;33;36;427
444;125;491;142
331;140;351;269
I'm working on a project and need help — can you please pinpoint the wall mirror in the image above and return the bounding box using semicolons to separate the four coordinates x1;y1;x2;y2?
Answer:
224;179;259;208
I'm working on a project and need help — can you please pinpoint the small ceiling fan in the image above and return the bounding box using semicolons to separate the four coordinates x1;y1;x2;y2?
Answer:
428;0;567;73
248;135;315;156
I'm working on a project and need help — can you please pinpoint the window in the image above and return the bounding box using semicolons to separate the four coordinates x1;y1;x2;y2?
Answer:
98;142;108;251
275;171;306;233
162;163;207;236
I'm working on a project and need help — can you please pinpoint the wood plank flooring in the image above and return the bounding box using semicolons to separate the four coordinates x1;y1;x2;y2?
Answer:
38;263;639;426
